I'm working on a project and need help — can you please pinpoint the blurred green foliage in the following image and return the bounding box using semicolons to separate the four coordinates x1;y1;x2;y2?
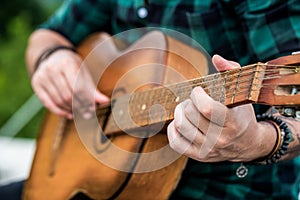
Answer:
0;0;62;138
0;1;45;38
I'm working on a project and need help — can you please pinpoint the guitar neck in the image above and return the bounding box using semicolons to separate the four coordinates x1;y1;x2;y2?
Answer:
105;64;266;133
100;58;300;135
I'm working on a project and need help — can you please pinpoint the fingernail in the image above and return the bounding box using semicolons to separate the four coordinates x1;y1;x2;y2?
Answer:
67;114;73;120
228;61;241;69
83;112;92;119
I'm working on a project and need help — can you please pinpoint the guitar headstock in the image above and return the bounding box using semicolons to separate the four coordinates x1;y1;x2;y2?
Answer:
257;53;300;107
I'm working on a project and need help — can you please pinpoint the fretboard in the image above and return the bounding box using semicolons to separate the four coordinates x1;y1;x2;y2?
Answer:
103;64;266;134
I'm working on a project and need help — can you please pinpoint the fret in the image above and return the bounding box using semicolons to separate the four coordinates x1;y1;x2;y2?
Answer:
210;74;218;99
195;76;206;89
227;68;242;104
219;70;228;104
140;89;150;125
248;65;257;99
248;64;265;102
148;87;164;124
160;86;172;123
120;94;133;130
191;78;199;89
201;76;210;92
241;67;255;102
158;86;167;122
129;92;139;123
167;86;178;121
163;87;173;122
225;67;248;105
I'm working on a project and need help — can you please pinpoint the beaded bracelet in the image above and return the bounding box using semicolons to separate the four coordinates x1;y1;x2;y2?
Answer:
34;45;77;71
236;113;293;178
253;113;293;164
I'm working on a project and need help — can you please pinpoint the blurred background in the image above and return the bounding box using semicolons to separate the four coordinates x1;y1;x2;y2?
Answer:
0;0;62;185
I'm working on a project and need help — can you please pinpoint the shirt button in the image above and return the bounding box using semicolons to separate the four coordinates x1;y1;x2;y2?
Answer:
137;7;148;19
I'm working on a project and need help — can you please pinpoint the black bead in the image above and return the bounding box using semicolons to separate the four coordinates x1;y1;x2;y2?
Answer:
254;112;292;165
281;146;288;150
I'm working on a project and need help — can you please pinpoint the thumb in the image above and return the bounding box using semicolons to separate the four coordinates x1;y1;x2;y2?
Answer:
94;89;110;105
212;54;241;72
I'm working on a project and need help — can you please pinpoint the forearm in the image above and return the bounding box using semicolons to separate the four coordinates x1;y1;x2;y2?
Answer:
26;29;74;76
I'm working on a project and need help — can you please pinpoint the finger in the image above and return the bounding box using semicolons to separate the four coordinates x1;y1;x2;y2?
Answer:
36;59;73;111
94;90;110;105
62;61;95;114
42;76;72;112
35;86;73;119
72;94;94;119
173;100;204;144
183;99;211;135
61;54;82;93
168;121;212;161
212;54;240;72
69;63;98;106
190;87;228;127
49;74;73;111
32;71;72;112
53;72;73;105
167;121;194;155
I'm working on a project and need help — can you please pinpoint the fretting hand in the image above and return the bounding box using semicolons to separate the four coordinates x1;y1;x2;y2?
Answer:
167;55;276;162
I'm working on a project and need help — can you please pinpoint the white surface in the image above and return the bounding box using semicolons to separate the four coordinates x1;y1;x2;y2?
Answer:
0;137;35;186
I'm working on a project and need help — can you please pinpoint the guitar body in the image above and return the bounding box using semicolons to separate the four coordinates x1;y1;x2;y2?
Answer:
23;31;209;200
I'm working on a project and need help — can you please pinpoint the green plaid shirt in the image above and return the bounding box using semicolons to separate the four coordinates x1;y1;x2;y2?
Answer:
41;0;300;199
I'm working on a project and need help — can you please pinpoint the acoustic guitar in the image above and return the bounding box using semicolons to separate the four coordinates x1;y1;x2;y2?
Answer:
23;31;300;200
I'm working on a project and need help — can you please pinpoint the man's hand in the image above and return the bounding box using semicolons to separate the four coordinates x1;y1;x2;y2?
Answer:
31;49;109;119
167;55;276;162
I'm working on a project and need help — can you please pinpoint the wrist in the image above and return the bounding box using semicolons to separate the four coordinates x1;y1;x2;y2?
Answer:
255;121;279;160
34;45;77;72
249;114;293;164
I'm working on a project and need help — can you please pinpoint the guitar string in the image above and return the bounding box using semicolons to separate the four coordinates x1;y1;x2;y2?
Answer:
95;66;298;113
94;65;298;116
125;65;295;100
122;67;294;106
146;64;297;91
106;83;295;131
92;70;298;129
91;64;299;132
98;80;292;128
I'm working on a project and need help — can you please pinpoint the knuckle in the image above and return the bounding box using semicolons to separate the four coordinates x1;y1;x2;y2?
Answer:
229;124;239;134
62;93;72;104
168;139;176;150
60;58;71;67
31;73;43;85
173;117;184;133
215;136;230;148
43;101;53;111
167;124;179;150
200;104;213;118
56;98;66;107
215;138;226;147
183;102;194;115
44;63;56;73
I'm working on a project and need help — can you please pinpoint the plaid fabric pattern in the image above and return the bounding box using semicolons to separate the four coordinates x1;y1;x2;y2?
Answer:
40;0;300;199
